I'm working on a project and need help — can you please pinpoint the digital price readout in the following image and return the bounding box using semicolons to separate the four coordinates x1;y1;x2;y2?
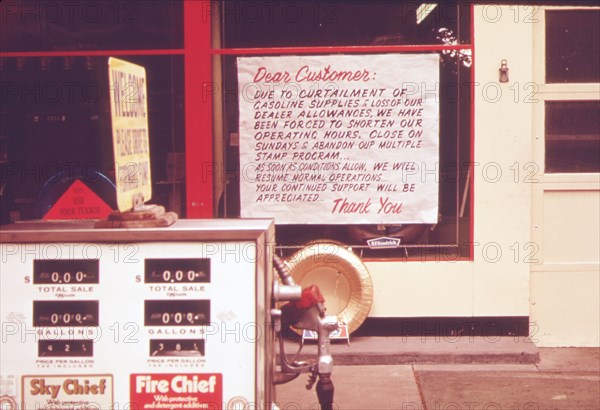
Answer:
150;339;205;357
39;340;93;357
33;259;99;284
144;300;210;326
33;301;99;327
145;258;210;284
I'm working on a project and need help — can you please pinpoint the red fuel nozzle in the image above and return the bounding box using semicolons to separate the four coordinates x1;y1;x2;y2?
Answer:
296;285;325;309
280;284;325;327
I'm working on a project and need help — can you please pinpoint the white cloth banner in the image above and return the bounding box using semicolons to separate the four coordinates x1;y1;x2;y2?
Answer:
237;54;439;224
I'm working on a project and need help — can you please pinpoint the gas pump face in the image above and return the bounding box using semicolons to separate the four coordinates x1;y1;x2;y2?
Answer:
0;220;355;410
0;220;282;410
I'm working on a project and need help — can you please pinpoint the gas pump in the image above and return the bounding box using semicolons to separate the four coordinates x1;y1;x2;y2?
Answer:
0;219;342;410
272;255;338;410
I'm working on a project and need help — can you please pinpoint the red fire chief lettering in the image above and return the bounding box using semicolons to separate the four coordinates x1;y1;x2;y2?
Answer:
135;375;217;394
131;373;223;410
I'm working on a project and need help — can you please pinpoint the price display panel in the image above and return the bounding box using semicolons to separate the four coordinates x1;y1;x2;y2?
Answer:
38;340;94;357
145;258;210;284
144;300;210;326
0;219;275;410
149;339;205;357
33;259;99;285
33;300;100;327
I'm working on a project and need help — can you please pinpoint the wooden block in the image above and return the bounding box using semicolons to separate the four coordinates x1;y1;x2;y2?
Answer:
93;219;121;229
121;212;178;228
95;211;178;229
107;205;165;221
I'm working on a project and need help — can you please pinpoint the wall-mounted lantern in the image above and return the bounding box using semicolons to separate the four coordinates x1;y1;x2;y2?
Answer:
499;59;509;83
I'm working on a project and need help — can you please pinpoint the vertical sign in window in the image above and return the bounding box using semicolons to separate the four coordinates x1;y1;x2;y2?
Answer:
108;57;152;211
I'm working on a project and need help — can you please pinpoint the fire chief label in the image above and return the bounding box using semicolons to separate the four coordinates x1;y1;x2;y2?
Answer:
130;374;222;409
21;374;113;409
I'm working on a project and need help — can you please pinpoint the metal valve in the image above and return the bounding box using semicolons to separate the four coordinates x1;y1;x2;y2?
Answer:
273;280;302;302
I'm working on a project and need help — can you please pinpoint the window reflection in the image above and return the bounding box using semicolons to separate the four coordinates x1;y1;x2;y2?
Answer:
546;10;600;83
222;1;470;48
0;0;183;52
545;100;600;173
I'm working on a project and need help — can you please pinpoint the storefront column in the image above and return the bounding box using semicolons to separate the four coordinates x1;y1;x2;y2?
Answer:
185;0;213;217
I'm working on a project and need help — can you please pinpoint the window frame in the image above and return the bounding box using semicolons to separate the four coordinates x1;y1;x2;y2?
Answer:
532;6;600;185
531;6;600;270
207;2;476;261
0;1;189;219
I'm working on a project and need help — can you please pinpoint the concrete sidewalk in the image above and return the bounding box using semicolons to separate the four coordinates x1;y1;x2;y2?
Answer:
275;341;600;410
284;336;540;365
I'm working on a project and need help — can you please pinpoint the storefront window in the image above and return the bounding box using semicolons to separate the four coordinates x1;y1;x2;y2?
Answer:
0;1;183;52
545;100;600;173
0;1;185;223
215;1;474;260
546;9;600;83
543;9;600;174
222;1;471;48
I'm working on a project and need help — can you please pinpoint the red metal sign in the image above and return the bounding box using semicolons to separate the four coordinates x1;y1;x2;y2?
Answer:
43;179;113;220
130;373;223;410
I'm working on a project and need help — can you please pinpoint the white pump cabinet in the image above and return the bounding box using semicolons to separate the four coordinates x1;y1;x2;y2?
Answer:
0;219;276;410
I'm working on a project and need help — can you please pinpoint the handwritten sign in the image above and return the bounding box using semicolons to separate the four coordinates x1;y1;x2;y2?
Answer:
108;57;152;212
237;54;439;224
